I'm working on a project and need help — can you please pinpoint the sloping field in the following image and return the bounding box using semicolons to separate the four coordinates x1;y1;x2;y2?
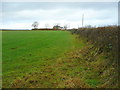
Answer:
2;31;85;87
2;30;117;88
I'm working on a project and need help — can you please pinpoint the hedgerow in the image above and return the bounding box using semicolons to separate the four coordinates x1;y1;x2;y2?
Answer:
71;26;119;87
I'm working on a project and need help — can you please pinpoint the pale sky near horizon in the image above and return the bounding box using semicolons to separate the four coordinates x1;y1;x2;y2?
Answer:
1;2;118;29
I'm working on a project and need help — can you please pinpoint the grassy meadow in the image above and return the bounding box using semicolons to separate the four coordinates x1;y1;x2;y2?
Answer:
2;31;85;87
2;29;118;88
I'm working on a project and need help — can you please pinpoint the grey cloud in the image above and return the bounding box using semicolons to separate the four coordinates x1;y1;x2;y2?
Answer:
2;2;118;29
3;2;117;12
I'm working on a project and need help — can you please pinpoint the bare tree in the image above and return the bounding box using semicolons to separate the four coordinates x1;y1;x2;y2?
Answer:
85;25;92;28
54;23;60;26
45;24;49;29
32;21;39;29
64;24;68;30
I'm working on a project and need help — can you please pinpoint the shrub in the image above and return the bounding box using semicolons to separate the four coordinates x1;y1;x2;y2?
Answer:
71;26;119;88
71;26;118;57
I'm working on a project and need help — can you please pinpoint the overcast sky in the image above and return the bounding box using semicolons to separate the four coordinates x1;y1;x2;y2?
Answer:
1;2;118;29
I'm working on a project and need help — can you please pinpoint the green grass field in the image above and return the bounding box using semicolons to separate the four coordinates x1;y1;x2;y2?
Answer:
2;31;85;87
2;30;117;88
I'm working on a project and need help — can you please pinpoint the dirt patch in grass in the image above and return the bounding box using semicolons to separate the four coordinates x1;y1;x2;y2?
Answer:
58;77;90;88
10;47;18;50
